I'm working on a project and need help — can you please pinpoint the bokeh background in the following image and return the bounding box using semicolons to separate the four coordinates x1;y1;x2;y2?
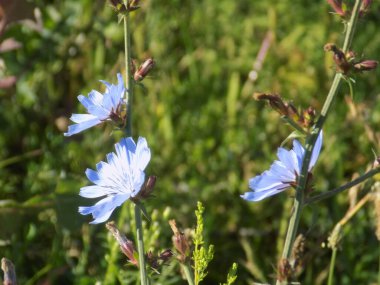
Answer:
1;0;380;284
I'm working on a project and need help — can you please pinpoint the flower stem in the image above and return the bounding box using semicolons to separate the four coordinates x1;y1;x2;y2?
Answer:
135;204;148;285
276;1;362;284
181;263;195;285
327;247;338;285
124;13;133;137
305;167;380;205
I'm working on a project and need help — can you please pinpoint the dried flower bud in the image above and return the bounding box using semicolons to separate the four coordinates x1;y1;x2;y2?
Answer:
324;43;351;74
345;50;356;62
301;107;316;128
254;93;289;116
127;0;141;11
169;220;190;263
159;249;173;263
136;175;157;200
108;0;127;14
1;258;17;285
277;258;292;282
286;102;300;122
359;0;372;16
326;0;345;16
106;222;138;266
134;58;155;82
291;234;306;274
353;60;378;72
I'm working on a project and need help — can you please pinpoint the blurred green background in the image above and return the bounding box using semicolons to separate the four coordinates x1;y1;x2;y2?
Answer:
1;0;380;284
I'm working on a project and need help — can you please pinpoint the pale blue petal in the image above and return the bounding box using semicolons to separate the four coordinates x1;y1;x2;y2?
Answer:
309;131;323;170
70;113;98;123
241;187;287;201
88;105;110;119
292;140;304;173
79;185;109;198
77;95;93;110
135;137;151;171
277;147;298;174
269;161;295;182
79;193;130;224
64;118;101;136
88;90;103;106
249;172;284;192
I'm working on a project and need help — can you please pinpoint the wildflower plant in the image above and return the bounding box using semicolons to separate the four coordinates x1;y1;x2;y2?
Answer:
64;73;126;136
241;0;380;284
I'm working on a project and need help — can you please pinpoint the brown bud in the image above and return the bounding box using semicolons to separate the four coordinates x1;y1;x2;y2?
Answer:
301;107;316;128
359;0;372;16
134;58;155;82
324;43;351;74
159;249;173;263
169;220;190;263
277;258;292;282
353;60;378;72
1;258;17;285
108;0;127;14
106;222;138;266
254;93;289;116
326;0;345;16
136;175;157;200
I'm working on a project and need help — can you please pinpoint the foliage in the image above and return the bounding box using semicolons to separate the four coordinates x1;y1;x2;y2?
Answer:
192;202;214;284
0;0;380;284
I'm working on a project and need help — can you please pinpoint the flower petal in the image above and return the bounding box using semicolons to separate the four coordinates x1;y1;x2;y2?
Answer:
241;187;287;201
64;118;101;136
309;131;323;170
79;193;130;224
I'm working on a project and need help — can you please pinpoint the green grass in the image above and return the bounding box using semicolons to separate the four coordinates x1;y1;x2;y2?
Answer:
1;0;380;284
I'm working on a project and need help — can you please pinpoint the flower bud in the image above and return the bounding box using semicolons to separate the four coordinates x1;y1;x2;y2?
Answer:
106;222;138;266
136;175;157;200
324;43;351;74
1;258;17;285
108;0;127;14
359;0;372;16
254;93;289;116
134;58;155;82
326;0;345;16
353;60;378;72
169;220;190;263
277;258;292;282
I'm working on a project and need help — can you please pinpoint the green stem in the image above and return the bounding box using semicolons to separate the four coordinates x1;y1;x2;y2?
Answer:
327;248;338;285
305;167;380;205
124;13;133;136
281;116;307;135
276;2;362;284
135;204;148;285
182;263;195;285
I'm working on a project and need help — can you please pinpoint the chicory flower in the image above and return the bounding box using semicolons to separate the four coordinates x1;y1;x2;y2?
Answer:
241;132;323;202
79;136;151;224
64;73;126;136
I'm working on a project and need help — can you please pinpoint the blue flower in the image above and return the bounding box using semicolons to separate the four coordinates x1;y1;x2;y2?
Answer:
79;137;151;224
241;131;323;202
64;73;126;136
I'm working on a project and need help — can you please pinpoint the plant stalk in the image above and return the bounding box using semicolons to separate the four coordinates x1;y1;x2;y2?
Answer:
182;263;195;285
305;167;380;205
124;13;133;136
327;248;337;285
276;2;362;284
